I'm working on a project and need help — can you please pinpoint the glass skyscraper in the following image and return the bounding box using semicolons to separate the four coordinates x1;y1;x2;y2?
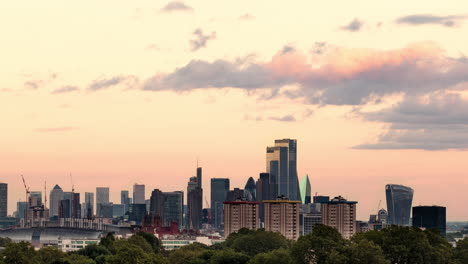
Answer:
0;183;7;217
210;178;229;229
412;206;446;237
266;139;300;201
244;177;256;202
385;184;414;226
299;175;311;204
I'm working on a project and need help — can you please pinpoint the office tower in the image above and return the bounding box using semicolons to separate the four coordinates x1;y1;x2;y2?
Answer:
133;184;145;204
266;139;300;201
412;206;446;236
302;213;322;236
226;188;244;202
121;190;130;212
150;189;165;218
321;196;357;239
129;203;146;225
187;167;203;230
313;196;330;203
96;187;110;217
244;177;256;202
112;204;125;217
101;204;113;218
16;201;27;219
385;184;414;226
299;175;311;204
163;191;184;228
378;209;388;224
84;192;94;219
0;183;7;217
211;178;230;229
71;193;81;219
59;200;71;218
29;191;42;207
224;201;260;237
256;173;277;225
49;185;64;217
264;197;300;240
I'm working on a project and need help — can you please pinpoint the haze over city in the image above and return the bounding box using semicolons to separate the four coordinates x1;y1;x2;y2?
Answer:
1;0;468;222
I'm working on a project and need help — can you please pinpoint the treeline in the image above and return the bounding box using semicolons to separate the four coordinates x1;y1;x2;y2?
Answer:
0;225;468;264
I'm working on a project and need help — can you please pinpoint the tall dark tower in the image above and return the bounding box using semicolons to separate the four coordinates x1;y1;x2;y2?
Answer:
0;183;7;217
187;167;203;230
211;178;229;229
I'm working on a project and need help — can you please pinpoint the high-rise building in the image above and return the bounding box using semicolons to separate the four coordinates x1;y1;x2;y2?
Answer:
211;178;230;229
412;206;446;237
133;184;145;204
0;183;7;217
226;188;244;202
129;203;146;225
149;189;165;218
223;201;260;237
71;193;81;219
187;167;203;230
302;212;322;236
264;197;300;240
96;187;110;217
266;139;300;201
299;175;311;204
84;192;94;219
321;196;357;239
244;177;256;202
59;199;71;218
385;184;414;226
121;190;130;212
256;173;276;225
112;204;125;218
15;201;27;219
29;191;42;207
378;209;388;224
49;185;64;217
163;191;184;228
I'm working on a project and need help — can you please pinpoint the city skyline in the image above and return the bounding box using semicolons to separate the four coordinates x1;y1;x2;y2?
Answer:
1;0;468;221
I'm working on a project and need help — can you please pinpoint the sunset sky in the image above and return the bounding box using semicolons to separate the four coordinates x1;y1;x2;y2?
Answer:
1;0;468;220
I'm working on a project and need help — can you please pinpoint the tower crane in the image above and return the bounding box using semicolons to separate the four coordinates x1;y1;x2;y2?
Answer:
21;175;30;206
44;180;47;209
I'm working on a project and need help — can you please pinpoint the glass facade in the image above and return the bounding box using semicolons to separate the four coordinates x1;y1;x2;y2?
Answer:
0;183;7;217
299;175;311;204
244;177;256;202
412;206;446;237
385;184;414;226
210;178;229;229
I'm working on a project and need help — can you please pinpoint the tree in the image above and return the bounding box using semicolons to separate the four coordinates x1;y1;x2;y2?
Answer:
423;229;455;264
63;254;95;264
345;239;389;264
2;241;39;264
135;232;163;254
290;224;346;264
126;235;154;254
209;249;249;264
248;248;292;264
76;244;110;261
37;246;66;264
168;243;210;264
99;233;116;253
225;229;289;257
454;238;468;264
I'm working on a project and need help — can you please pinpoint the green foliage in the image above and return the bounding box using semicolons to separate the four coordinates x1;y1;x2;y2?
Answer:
0;237;12;247
63;254;96;264
37;246;66;263
224;229;289;257
247;248;292;264
168;243;210;264
2;241;39;264
290;224;346;264
135;232;163;254
454;238;468;264
209;249;249;264
345;239;389;264
76;244;110;261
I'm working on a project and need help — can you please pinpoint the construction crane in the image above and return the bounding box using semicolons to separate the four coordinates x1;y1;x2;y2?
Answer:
21;175;30;205
44;180;47;209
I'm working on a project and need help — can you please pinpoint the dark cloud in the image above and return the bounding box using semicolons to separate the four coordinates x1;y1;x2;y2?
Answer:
354;93;468;150
88;75;139;91
190;28;216;51
161;1;193;12
396;14;466;27
268;115;296;122
143;43;468;106
341;18;363;32
52;85;79;94
36;127;79;133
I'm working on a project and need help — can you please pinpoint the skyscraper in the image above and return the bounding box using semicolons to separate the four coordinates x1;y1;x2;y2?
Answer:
211;178;230;229
187;167;203;230
256;173;277;225
321;196;358;239
385;184;414;226
0;183;7;217
149;189;165;218
16;201;27;219
163;191;184;228
71;193;81;219
84;192;94;219
266;139;300;201
49;185;64;217
299;175;311;204
29;191;42;207
264;197;300;240
412;206;446;237
96;187;110;217
133;184;145;204
244;177;256;202
226;188;244;202
121;190;130;212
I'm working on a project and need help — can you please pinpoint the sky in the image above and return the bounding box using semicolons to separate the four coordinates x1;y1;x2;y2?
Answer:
1;0;468;220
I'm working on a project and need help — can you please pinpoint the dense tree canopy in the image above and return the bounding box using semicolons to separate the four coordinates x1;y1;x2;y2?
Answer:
0;225;466;264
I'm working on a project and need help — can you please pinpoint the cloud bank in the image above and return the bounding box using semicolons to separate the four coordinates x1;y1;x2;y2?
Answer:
396;14;467;27
160;1;193;13
190;28;216;51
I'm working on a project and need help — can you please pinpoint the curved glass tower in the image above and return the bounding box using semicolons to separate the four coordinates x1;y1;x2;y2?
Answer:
299;175;311;204
385;184;414;226
244;177;257;202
